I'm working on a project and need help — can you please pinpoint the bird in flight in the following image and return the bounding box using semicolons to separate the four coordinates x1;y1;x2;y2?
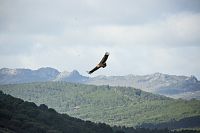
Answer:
87;52;109;74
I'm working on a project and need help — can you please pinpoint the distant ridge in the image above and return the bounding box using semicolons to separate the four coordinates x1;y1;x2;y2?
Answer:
0;67;59;84
0;67;200;99
0;67;88;84
86;72;200;100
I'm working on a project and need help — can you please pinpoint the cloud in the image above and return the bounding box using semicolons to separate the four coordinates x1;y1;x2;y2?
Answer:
91;12;200;47
1;0;200;34
0;0;200;78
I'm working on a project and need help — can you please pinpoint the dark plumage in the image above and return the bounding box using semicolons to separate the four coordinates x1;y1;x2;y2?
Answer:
87;52;109;74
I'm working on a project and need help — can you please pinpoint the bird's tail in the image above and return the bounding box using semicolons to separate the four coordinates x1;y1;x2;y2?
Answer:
86;71;91;74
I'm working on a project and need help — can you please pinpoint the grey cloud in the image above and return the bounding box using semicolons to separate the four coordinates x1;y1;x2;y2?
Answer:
1;0;200;35
0;0;200;78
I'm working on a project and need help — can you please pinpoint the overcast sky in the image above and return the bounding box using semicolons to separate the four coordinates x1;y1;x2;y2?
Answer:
0;0;200;78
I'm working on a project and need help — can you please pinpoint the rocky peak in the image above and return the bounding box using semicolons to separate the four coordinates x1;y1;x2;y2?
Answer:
186;75;198;83
69;70;80;77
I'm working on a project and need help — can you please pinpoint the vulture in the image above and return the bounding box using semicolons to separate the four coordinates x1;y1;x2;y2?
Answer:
87;52;109;74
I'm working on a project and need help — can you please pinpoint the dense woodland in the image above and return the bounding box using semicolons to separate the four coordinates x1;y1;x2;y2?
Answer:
0;91;113;133
0;91;199;133
1;82;200;129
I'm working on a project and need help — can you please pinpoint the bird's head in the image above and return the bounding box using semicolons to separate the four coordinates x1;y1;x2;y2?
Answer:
105;52;110;55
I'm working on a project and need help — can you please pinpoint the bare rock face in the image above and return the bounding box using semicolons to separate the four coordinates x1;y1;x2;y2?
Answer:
54;70;89;83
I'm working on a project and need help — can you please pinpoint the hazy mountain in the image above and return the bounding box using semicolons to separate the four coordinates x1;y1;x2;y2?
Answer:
166;91;200;100
0;67;59;84
86;73;200;99
0;68;88;84
0;68;200;99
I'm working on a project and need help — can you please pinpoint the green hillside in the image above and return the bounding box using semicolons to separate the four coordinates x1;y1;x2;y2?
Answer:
1;82;200;128
0;91;115;133
2;91;200;133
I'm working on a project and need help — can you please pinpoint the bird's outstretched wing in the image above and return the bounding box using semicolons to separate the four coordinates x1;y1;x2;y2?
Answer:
99;52;109;64
87;52;109;74
88;66;100;74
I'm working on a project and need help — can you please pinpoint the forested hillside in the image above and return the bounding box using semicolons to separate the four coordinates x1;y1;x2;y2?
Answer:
0;91;113;133
1;82;200;129
0;91;199;133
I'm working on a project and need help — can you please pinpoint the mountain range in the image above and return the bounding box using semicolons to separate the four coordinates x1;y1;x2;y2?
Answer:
0;67;200;99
